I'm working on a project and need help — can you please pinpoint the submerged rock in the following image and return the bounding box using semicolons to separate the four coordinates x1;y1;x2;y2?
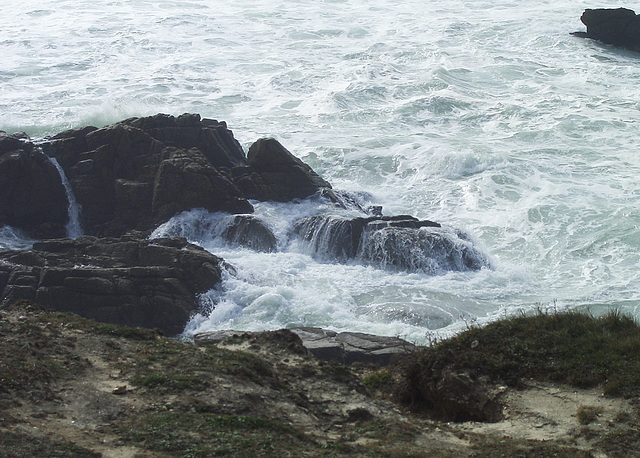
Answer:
293;214;489;274
573;8;640;51
219;214;278;253
151;210;278;253
0;234;223;335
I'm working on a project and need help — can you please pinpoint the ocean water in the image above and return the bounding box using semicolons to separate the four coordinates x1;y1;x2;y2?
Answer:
2;0;640;342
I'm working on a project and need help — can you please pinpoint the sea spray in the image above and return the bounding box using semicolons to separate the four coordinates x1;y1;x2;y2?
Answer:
4;0;640;338
48;157;83;239
151;201;497;343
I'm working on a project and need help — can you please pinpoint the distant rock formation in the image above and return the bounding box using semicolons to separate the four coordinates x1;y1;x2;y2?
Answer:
293;215;490;273
0;234;223;335
573;8;640;51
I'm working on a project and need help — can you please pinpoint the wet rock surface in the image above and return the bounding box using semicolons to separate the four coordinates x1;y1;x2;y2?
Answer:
0;113;330;238
0;234;223;335
0;133;69;238
293;214;490;273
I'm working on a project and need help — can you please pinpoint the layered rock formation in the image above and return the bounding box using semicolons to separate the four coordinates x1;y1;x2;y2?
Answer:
573;8;640;51
0;234;223;335
194;327;416;366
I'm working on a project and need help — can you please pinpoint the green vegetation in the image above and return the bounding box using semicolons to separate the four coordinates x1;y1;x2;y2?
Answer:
576;405;603;425
362;369;394;393
119;410;312;457
0;304;89;398
123;338;276;394
469;435;592;458
396;309;640;421
4;301;640;457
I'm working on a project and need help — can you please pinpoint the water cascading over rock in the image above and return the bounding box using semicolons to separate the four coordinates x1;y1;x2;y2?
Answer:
151;209;277;253
0;133;69;239
293;215;491;274
48;157;83;239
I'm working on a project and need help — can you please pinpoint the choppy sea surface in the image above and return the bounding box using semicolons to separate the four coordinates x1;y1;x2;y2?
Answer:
2;0;640;342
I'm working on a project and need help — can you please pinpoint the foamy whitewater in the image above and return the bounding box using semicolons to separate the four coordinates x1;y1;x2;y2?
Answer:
2;0;640;342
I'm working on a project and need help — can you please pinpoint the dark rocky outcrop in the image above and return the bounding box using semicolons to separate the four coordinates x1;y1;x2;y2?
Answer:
232;138;332;202
0;234;223;335
573;8;640;51
0;133;69;239
151;147;253;223
293;214;489;274
26;113;331;237
40;114;254;236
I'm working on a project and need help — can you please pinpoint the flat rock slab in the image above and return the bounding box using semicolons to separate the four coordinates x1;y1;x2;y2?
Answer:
194;327;416;366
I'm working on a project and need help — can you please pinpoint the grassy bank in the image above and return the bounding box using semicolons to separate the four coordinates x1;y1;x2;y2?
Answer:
2;301;640;456
394;309;640;422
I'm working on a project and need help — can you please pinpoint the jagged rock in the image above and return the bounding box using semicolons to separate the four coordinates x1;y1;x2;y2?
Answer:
152;147;252;223
232;138;332;202
40;114;254;236
120;113;247;169
573;8;640;51
34;115;331;237
0;133;69;238
0;234;223;335
193;327;415;366
293;214;489;274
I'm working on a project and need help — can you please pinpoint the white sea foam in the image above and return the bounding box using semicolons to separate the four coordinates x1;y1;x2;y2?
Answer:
3;0;640;341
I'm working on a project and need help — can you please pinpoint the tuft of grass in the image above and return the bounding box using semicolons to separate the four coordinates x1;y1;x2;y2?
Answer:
576;405;603;425
396;309;640;421
362;369;394;392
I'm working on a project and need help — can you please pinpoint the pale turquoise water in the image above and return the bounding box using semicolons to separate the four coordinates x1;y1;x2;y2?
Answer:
2;0;640;342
